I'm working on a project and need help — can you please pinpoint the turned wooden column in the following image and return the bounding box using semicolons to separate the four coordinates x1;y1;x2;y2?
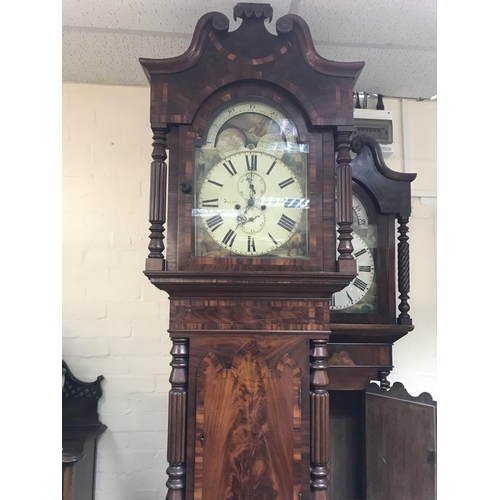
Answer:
335;127;356;275
397;214;413;325
166;338;188;500
146;126;168;271
310;339;330;500
378;369;392;391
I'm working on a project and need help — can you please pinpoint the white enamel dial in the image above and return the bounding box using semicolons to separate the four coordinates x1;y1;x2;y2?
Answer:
197;150;305;256
330;233;375;310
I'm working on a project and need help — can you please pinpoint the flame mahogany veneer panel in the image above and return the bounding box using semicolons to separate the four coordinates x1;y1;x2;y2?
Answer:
170;298;331;331
186;335;312;500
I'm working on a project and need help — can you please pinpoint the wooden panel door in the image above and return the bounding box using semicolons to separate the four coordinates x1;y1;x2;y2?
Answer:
192;337;308;500
365;382;437;500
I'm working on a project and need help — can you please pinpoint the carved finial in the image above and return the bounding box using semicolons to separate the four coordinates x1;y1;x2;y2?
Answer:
234;3;273;22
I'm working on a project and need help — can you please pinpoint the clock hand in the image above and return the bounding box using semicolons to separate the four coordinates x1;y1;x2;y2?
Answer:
235;202;252;228
246;214;261;223
236;195;261;229
245;173;256;198
235;212;247;229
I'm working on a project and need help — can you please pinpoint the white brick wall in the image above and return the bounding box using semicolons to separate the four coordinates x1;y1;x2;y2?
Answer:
62;82;170;500
62;82;437;500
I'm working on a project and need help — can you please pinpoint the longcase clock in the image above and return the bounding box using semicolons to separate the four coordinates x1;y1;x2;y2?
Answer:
136;3;427;500
327;134;417;392
140;3;434;500
324;136;437;500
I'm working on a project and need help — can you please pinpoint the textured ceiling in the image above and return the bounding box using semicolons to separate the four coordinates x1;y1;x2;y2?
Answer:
62;0;437;99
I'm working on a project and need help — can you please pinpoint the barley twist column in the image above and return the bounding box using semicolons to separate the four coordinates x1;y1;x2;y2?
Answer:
397;215;413;325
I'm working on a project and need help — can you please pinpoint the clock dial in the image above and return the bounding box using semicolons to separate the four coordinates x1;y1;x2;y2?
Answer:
197;151;306;256
330;233;375;310
330;192;379;313
193;99;309;259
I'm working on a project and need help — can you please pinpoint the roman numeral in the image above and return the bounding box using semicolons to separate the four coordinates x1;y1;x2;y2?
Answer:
268;232;278;246
278;177;295;189
354;248;367;258
246;154;257;171
201;198;219;208
266;161;276;175
223;160;237;176
222;229;237;247
208;179;223;188
353;278;368;291
346;291;354;304
358;265;371;273
277;214;296;232
206;214;224;232
247;236;256;252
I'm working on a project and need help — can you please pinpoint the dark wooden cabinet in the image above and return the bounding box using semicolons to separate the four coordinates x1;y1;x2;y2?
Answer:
328;384;437;500
62;361;106;500
137;3;433;499
365;383;437;500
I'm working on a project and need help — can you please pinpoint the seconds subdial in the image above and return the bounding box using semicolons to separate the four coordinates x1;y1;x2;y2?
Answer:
237;171;266;200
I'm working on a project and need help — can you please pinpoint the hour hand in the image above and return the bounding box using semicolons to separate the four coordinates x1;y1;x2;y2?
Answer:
246;214;261;223
245;174;256;196
235;209;248;228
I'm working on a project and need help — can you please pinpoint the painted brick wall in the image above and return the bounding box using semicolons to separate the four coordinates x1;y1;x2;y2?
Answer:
62;82;171;500
62;82;437;500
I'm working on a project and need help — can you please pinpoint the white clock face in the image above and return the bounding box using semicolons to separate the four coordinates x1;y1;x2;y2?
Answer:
330;232;375;310
193;99;309;259
197;151;306;256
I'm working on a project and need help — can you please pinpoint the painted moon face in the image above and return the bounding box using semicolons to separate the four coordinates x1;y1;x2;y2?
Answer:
215;128;247;158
